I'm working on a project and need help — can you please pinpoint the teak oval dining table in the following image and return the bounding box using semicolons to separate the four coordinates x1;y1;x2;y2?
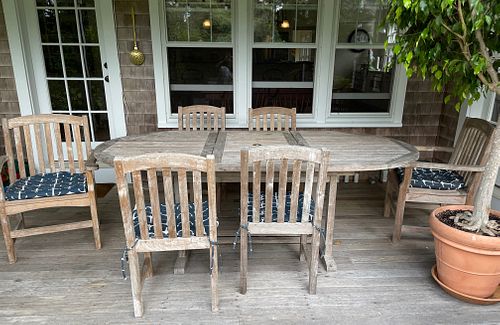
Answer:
93;130;419;272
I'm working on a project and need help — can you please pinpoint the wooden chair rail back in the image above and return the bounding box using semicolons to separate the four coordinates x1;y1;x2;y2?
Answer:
114;153;217;248
240;145;330;224
2;114;92;181
248;107;297;131
449;118;495;186
178;105;226;131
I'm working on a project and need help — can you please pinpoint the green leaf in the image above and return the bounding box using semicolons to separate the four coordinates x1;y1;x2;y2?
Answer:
403;0;411;9
405;52;413;63
394;44;401;55
435;70;442;79
444;95;451;104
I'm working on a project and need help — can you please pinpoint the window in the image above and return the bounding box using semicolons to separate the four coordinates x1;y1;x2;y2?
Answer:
252;0;318;114
164;0;233;113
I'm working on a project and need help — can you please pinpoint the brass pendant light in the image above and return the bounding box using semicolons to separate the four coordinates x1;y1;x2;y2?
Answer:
129;7;145;66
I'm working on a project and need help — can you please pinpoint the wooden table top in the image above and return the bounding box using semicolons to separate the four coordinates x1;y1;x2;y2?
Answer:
93;130;418;172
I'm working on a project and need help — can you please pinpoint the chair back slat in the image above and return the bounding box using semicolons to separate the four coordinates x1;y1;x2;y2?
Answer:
114;153;217;246
44;123;56;171
178;105;226;131
73;124;85;172
162;168;177;238
241;145;330;226
264;160;275;223
289;160;302;223
449;118;495;186
53;123;66;171
248;107;296;131
63;123;75;173
147;169;163;239
277;159;288;223
22;126;36;176
34;124;46;172
13;128;27;178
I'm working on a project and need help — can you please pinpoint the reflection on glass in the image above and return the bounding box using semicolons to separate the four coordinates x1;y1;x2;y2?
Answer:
43;46;64;77
83;46;102;77
332;49;393;93
253;48;315;82
168;48;233;84
331;99;390;113
170;91;233;114
254;0;318;43
88;81;106;111
48;80;68;110
37;0;55;6
38;9;58;43
165;0;232;42
77;0;95;7
57;0;75;6
59;10;79;43
63;46;83;77
91;113;110;141
68;80;87;110
252;88;313;113
338;0;388;44
79;10;99;43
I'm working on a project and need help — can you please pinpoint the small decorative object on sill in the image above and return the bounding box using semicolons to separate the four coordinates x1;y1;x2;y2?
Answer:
129;7;145;66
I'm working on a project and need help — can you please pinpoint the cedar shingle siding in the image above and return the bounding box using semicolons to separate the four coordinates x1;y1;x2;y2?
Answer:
0;0;457;161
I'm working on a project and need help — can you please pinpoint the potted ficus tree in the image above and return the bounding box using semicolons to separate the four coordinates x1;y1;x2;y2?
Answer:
384;0;499;301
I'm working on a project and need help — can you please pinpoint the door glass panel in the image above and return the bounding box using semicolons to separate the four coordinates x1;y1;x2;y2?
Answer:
59;10;79;43
338;0;388;45
36;0;110;142
38;9;58;43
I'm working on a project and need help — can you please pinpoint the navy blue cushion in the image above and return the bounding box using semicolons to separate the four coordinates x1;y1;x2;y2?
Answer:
5;172;87;201
246;192;315;222
397;167;465;190
132;201;210;238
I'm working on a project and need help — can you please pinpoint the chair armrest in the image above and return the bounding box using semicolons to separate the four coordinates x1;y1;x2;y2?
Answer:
413;161;485;173
85;152;99;171
415;146;454;153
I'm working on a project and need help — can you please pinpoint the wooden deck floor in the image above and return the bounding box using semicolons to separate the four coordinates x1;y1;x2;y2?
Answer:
1;182;498;324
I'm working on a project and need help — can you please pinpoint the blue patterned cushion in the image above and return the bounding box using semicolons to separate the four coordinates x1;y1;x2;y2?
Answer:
5;172;87;201
132;201;210;238
397;167;465;190
246;192;315;222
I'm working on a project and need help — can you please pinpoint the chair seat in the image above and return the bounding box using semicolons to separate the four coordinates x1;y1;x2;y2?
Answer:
132;201;210;239
5;171;87;201
397;167;465;190
246;192;315;223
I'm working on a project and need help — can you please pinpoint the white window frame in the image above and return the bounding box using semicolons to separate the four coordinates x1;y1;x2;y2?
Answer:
151;0;407;128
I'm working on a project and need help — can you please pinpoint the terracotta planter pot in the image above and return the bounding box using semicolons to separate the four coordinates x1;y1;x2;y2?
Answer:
430;205;500;298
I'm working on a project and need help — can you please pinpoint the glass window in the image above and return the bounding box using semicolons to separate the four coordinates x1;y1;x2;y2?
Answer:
331;0;393;114
167;48;233;113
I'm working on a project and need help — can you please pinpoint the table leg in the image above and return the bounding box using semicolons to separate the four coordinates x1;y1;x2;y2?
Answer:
321;173;338;272
174;250;190;275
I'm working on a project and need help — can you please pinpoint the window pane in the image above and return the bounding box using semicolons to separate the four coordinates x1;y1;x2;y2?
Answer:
88;81;106;111
43;46;64;77
57;0;75;6
254;0;318;43
79;10;99;43
37;0;55;6
332;98;390;113
38;9;58;43
338;0;388;44
165;0;232;42
252;88;313;113
83;46;102;77
253;48;315;82
59;10;79;43
68;80;87;110
170;91;233;114
63;46;83;77
91;113;110;141
48;80;68;110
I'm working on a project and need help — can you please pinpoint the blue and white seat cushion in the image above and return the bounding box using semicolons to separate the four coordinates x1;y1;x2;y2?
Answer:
396;167;465;190
246;192;315;222
132;201;210;238
5;171;87;201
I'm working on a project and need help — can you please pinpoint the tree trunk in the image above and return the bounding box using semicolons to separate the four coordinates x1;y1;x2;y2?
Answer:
471;119;500;229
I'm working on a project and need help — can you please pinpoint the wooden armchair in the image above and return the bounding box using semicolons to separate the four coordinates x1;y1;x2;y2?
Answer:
114;153;218;317
178;105;226;131
384;118;495;242
0;114;101;263
248;107;296;131
239;145;329;294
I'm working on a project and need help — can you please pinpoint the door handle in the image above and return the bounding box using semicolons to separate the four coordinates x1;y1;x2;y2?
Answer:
103;62;108;69
104;76;109;82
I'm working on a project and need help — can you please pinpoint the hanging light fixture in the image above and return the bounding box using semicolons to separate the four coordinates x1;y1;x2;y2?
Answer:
280;19;290;29
202;18;212;29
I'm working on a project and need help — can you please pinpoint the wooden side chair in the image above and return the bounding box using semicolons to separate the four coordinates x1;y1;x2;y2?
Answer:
384;117;495;242
0;114;101;263
178;105;226;131
239;145;330;294
248;106;297;131
114;153;219;317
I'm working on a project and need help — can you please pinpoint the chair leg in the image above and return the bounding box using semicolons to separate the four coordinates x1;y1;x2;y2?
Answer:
0;208;16;264
392;187;407;243
128;250;144;317
89;193;102;250
308;231;321;295
383;178;393;218
143;252;153;278
299;235;307;261
210;244;219;312
239;226;248;294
